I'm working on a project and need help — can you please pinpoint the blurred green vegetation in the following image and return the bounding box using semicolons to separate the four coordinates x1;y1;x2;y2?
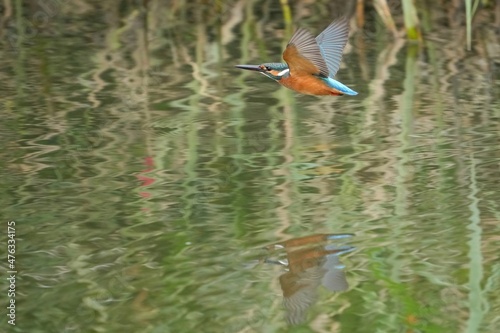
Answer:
0;1;499;333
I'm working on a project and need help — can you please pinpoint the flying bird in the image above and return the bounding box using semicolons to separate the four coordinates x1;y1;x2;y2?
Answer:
235;17;357;96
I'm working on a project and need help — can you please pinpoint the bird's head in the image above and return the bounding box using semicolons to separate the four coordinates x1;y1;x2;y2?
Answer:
235;63;290;81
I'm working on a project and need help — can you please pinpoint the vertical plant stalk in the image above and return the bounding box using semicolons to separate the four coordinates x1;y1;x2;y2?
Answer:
465;0;481;50
14;0;26;99
401;0;421;40
466;0;472;50
2;0;12;26
356;0;365;29
15;0;23;42
373;0;398;37
280;0;293;35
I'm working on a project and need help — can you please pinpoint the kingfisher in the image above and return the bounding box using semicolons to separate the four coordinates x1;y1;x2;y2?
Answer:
235;17;357;96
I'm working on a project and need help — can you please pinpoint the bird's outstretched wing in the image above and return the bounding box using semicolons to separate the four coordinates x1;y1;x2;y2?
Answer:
315;17;349;78
283;28;329;78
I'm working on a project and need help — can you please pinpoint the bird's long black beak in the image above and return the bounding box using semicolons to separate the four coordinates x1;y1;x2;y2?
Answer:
235;64;264;72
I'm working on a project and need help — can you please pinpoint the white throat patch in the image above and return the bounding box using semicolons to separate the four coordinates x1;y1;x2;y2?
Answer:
277;68;290;77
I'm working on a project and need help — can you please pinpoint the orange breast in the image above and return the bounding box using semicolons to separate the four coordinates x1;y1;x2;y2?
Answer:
279;75;343;96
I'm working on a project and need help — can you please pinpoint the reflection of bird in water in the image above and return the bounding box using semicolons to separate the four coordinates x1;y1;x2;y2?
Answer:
264;234;355;325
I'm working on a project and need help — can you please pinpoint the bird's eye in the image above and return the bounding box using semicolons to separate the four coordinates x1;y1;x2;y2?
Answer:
265;66;271;71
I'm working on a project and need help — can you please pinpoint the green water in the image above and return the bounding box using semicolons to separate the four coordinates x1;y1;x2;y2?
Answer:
1;1;500;333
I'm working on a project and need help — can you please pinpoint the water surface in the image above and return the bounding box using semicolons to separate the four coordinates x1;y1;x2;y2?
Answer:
1;1;500;333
